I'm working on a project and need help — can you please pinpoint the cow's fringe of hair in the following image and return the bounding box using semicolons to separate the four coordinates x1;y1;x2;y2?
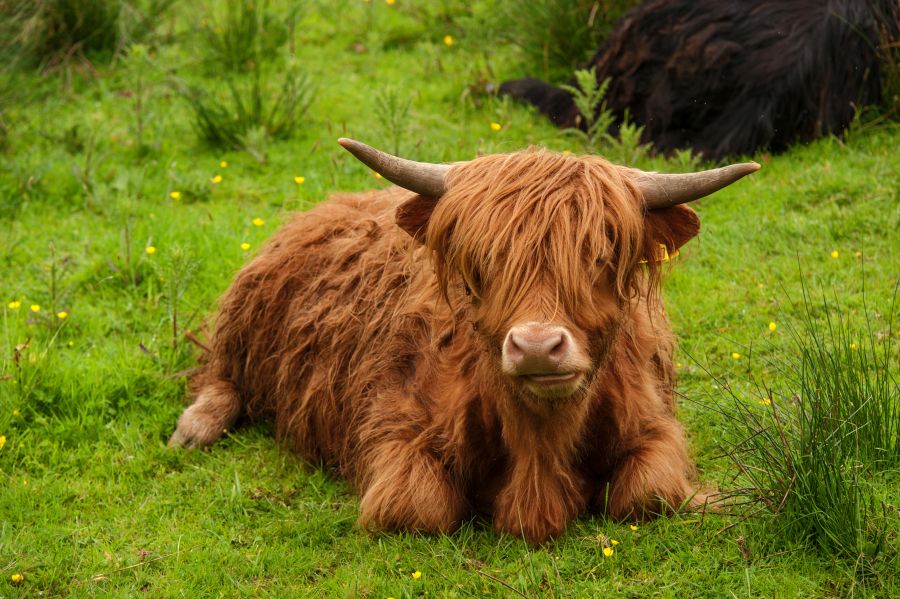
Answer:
428;149;661;333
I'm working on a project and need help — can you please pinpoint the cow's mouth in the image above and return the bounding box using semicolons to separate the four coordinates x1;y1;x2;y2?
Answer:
518;372;585;397
522;373;579;384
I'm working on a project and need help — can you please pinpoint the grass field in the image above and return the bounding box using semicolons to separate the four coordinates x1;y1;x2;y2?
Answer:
1;1;898;596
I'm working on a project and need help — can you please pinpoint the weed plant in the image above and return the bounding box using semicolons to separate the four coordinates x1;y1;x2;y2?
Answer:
561;67;649;162
708;276;899;562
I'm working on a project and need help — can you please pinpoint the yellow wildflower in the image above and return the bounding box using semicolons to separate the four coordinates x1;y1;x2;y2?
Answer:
768;321;777;331
731;352;741;360
68;341;75;348
10;573;23;584
830;250;839;259
850;343;858;350
759;397;772;406
170;191;181;201
30;304;40;313
146;246;156;255
412;571;422;580
220;160;228;168
611;539;620;545
385;0;395;4
294;176;305;185
12;409;20;417
7;300;20;309
629;524;638;531
490;122;501;131
212;175;223;184
252;217;265;226
602;547;614;558
443;35;454;46
240;242;251;251
0;435;5;449
57;311;68;320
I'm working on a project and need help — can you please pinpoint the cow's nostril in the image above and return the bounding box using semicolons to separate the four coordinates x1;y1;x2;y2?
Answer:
548;334;567;358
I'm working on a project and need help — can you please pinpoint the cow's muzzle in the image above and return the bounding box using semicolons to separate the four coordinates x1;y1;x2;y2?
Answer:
501;323;587;396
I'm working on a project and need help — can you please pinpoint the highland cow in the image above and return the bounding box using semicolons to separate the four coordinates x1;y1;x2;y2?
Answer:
500;0;898;160
169;139;758;543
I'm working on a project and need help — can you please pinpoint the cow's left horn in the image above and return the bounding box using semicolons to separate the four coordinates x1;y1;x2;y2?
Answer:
632;162;761;209
338;138;451;197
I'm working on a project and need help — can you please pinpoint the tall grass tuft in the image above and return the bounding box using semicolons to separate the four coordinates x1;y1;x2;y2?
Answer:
0;0;174;70
708;276;899;562
178;0;313;158
199;0;300;73
496;0;639;81
176;62;313;159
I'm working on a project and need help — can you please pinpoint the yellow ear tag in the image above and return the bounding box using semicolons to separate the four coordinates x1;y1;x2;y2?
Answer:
639;243;678;264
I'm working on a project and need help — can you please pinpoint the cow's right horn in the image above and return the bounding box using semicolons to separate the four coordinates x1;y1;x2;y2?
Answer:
631;162;761;209
338;138;451;198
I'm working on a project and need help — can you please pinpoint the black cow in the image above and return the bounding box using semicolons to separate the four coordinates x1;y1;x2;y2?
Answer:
501;0;898;160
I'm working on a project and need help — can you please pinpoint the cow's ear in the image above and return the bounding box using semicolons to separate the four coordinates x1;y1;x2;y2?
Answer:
396;194;439;243
643;204;700;259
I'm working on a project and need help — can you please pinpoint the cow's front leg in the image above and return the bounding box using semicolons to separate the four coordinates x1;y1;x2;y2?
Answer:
492;458;586;544
358;438;468;534
607;418;699;520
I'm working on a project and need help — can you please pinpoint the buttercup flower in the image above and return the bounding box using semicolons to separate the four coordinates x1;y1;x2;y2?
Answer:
0;435;6;449
603;547;614;558
212;175;223;184
240;242;251;251
850;343;858;350
412;571;422;580
294;176;305;185
220;160;228;168
7;300;20;309
10;573;23;584
30;304;40;313
146;246;157;255
768;321;777;331
443;35;453;46
830;250;839;258
252;218;265;227
57;311;68;319
490;122;501;131
759;397;772;406
12;409;20;417
611;539;620;545
629;524;638;531
170;191;181;201
731;352;741;360
385;0;395;5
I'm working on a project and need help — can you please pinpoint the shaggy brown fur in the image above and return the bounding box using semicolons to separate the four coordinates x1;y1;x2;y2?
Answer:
170;148;704;543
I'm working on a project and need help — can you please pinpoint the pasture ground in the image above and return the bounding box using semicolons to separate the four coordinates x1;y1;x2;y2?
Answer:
1;1;898;596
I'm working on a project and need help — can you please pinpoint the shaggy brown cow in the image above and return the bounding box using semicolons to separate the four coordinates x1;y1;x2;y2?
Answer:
169;140;758;543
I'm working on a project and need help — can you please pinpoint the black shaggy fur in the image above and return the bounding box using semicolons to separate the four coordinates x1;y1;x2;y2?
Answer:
501;0;898;160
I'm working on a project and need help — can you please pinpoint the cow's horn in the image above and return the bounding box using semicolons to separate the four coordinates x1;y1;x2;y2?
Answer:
632;162;761;209
338;138;451;197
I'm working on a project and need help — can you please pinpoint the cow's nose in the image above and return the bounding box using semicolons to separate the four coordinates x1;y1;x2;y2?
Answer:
503;324;572;374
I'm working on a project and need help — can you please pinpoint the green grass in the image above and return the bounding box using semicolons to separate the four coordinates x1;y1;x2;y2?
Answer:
1;0;899;596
